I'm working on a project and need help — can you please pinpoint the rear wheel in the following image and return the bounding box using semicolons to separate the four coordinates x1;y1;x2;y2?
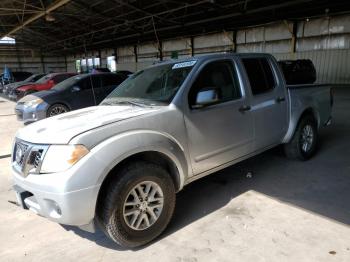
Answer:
97;162;176;248
47;104;69;117
284;115;318;160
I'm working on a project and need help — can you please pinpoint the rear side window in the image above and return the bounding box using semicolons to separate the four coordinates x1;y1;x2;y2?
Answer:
101;74;124;87
242;58;276;95
53;74;73;84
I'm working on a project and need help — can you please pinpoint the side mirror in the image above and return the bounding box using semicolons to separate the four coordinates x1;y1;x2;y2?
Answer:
48;79;55;85
193;87;220;108
71;86;81;92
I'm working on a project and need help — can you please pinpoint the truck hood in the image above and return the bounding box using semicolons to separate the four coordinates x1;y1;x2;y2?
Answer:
16;105;160;144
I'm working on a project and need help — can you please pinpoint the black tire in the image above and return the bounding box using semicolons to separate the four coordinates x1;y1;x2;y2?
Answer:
47;103;69;117
97;162;176;248
284;115;318;160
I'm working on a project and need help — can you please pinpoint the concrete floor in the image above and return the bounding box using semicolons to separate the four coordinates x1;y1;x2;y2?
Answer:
0;88;349;262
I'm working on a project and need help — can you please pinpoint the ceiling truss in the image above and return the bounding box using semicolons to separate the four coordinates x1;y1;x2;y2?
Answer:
0;0;349;55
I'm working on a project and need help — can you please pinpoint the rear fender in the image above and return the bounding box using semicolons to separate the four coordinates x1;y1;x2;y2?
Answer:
283;106;319;143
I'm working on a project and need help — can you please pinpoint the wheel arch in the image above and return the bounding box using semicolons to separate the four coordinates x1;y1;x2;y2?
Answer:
284;107;319;143
47;102;71;115
95;150;183;216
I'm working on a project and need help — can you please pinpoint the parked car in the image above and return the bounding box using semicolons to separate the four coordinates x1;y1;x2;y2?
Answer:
4;73;46;97
14;72;76;100
12;53;332;248
15;73;128;124
116;70;133;76
0;71;33;92
91;67;110;73
0;73;4;92
278;59;316;85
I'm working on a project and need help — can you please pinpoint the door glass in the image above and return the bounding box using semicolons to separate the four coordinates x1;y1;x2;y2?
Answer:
91;76;101;89
242;58;276;95
78;78;92;90
189;60;241;108
102;74;123;87
53;74;72;84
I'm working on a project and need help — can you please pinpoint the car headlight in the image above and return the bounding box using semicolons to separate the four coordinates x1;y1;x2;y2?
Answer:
24;98;43;107
40;145;89;173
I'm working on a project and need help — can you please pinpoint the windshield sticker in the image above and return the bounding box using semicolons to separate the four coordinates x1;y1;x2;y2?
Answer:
172;60;197;69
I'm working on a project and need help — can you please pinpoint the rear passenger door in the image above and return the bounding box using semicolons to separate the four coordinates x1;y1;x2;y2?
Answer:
241;56;288;150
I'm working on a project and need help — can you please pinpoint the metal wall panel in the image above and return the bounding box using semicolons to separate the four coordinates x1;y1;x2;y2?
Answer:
273;49;350;84
163;38;191;59
264;22;292;41
296;35;350;51
193;32;233;54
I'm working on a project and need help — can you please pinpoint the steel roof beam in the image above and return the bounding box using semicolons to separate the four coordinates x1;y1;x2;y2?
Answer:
1;0;71;38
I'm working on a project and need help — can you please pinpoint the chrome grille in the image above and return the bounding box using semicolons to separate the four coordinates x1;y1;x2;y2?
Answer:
33;149;43;168
14;142;29;167
13;140;48;177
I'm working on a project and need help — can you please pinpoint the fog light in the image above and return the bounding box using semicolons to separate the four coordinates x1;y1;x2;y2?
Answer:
45;199;62;218
55;203;62;216
32;113;36;119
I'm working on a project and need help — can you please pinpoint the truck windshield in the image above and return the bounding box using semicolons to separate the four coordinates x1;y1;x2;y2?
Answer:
101;61;195;106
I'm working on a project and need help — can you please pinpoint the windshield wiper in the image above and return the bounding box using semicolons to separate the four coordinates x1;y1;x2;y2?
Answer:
102;100;147;107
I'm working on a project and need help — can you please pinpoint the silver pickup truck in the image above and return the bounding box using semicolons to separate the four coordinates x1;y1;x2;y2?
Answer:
12;53;332;248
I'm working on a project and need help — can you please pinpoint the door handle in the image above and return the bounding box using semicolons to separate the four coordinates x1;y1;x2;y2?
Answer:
239;105;251;113
276;96;286;103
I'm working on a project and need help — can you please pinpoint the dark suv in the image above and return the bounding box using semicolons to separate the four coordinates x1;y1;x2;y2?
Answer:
15;73;128;124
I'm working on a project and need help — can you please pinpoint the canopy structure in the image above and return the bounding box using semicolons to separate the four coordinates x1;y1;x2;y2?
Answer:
0;0;350;54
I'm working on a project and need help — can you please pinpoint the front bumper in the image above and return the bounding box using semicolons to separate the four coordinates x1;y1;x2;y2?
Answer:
15;102;49;124
8;91;18;101
12;154;101;227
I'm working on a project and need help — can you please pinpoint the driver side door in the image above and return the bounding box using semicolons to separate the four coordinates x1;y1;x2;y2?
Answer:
67;77;95;110
184;59;254;175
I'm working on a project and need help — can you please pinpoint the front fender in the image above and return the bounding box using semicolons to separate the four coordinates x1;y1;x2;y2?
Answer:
78;130;189;190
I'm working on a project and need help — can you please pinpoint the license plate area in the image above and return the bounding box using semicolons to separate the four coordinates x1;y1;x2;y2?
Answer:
13;185;32;209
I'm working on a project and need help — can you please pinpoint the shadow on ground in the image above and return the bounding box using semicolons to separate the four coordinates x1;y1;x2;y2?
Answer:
65;86;350;250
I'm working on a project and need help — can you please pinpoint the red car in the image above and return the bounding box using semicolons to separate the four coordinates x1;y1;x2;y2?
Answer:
15;72;77;100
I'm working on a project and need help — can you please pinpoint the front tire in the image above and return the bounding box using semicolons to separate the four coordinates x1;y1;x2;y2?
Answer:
97;162;176;248
47;104;69;117
284;115;318;160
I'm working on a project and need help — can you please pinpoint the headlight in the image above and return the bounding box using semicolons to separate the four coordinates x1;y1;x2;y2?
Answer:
25;98;43;107
40;145;89;173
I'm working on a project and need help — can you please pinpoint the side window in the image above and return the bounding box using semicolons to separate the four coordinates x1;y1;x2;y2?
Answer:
102;74;123;87
189;60;241;108
242;58;276;95
53;74;69;84
91;76;102;89
77;78;92;90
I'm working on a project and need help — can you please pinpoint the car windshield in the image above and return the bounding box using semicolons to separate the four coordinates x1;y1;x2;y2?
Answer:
36;74;52;84
52;75;83;91
101;61;195;106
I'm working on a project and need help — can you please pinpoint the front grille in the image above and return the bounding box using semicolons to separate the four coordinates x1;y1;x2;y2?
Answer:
13;140;48;177
14;142;29;167
32;149;43;168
